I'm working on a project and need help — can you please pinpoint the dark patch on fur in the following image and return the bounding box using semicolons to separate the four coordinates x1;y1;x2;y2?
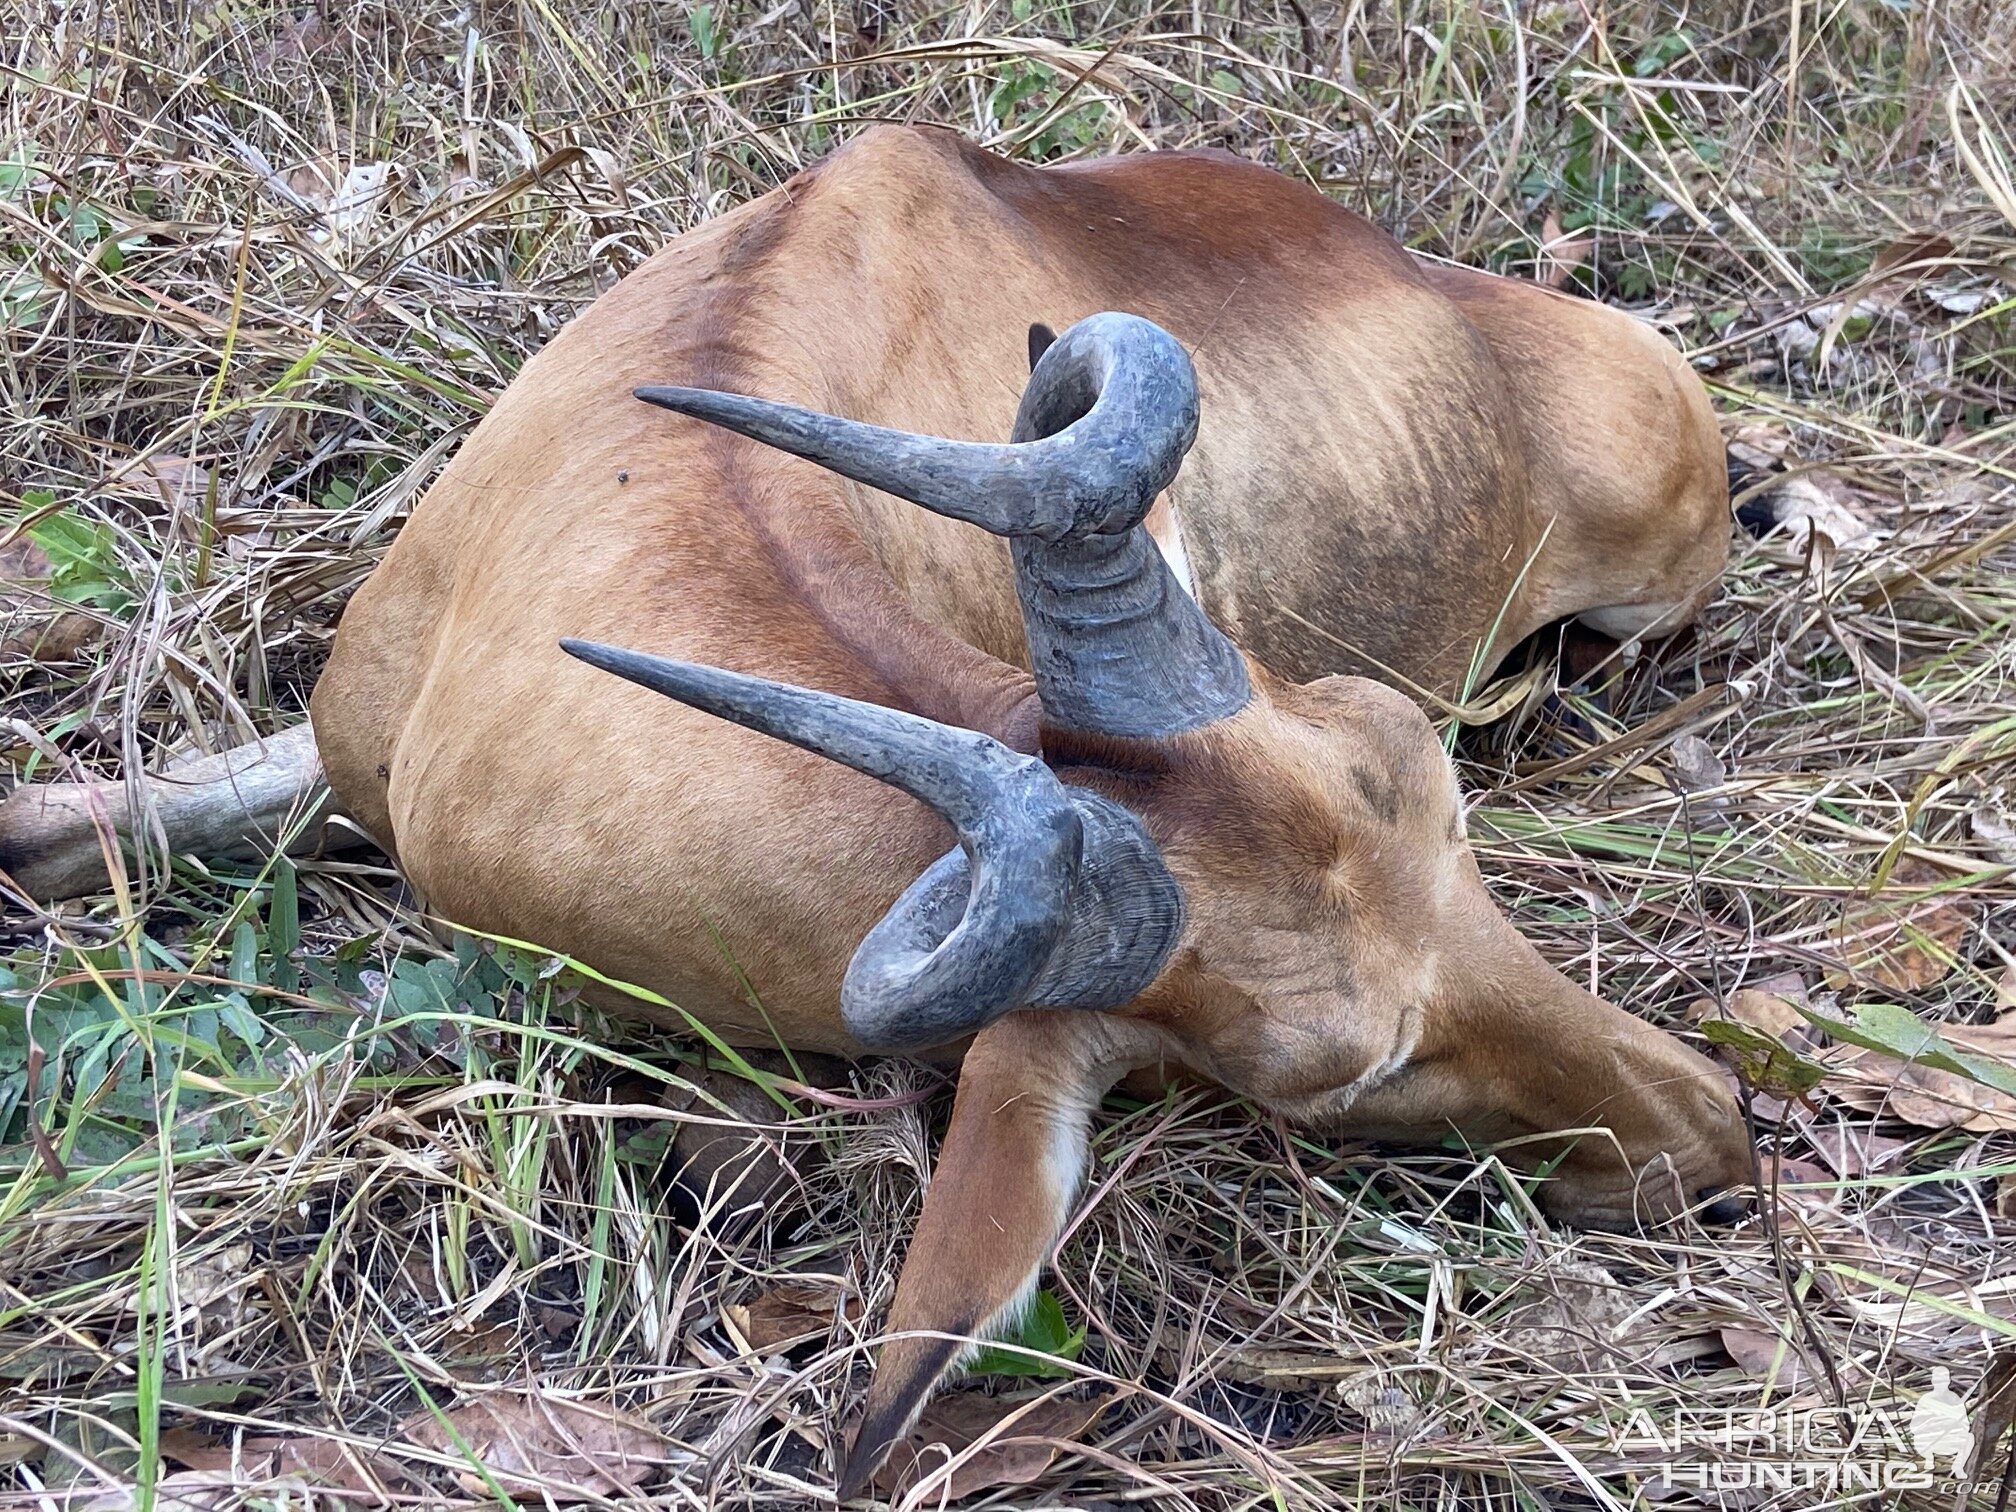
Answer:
1350;764;1400;824
1040;724;1175;780
635;151;1031;742
836;1334;968;1500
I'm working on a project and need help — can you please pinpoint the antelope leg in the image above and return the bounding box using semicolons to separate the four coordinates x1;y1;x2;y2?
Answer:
838;1011;1131;1499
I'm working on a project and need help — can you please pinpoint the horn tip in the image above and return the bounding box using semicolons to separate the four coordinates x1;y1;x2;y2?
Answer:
559;637;688;689
634;384;707;412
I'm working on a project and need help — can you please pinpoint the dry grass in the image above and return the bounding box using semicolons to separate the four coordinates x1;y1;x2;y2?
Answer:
2;0;2015;1507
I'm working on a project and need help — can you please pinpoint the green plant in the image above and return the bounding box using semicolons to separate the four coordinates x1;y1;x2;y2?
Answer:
18;492;135;615
0;145;146;329
967;1289;1085;1379
0;876;546;1179
988;61;1112;160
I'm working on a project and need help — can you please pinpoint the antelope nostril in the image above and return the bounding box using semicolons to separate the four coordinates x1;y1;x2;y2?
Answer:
1696;1185;1749;1225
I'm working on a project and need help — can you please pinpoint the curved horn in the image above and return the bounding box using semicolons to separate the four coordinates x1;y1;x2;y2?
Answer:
635;312;1250;737
559;640;1184;1051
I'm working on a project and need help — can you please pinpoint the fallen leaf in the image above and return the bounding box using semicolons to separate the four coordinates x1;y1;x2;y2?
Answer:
1495;1262;1640;1370
75;1470;298;1512
1694;1012;1828;1101
105;454;212;508
285;159;337;208
871;1389;1114;1501
272;11;333;61
1826;860;1976;992
323;163;397;246
1750;969;1813;1001
1756;1154;1840;1219
726;1278;852;1353
1762;1152;1835;1187
441;1320;528;1376
1973;798;2016;866
1667;734;1727;794
0;536;102;662
1871;230;1956;280
1814;1011;2016;1132
248;10;335;70
1720;1328;1812;1393
0;537;51;581
1799;1120;1910;1178
1824;1044;2016;1131
1763;473;1880;552
1932;286;1996;314
1337;1373;1425;1437
1690;988;1809;1041
402;1390;672;1499
1725;420;1792;473
123;1243;254;1317
1538;209;1594;288
164;1431;413;1496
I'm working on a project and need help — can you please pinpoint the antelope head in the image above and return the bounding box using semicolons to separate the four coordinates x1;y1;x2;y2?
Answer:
564;313;1751;1497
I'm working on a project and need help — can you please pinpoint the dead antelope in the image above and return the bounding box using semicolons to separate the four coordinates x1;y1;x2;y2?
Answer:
1;127;1748;1495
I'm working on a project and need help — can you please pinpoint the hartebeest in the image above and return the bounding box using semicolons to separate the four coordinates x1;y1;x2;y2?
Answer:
1;127;1748;1494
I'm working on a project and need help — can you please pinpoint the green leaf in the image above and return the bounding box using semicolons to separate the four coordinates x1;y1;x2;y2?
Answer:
0;145;36;195
22;507;132;616
1700;1019;1828;1099
966;1289;1084;1379
1798;1000;2016;1100
229;921;259;985
0;1068;27;1144
267;858;300;994
216;992;266;1050
73;1024;123;1106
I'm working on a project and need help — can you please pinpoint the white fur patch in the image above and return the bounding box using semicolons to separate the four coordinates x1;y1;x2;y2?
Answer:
968;1091;1095;1360
1147;497;1197;598
1579;601;1683;639
1335;1002;1424;1114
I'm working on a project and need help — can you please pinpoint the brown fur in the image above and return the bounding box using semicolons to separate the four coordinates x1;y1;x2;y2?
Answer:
308;127;1747;1495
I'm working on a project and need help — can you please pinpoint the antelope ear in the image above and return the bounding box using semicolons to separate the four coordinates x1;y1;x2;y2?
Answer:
1027;321;1058;372
836;1012;1123;1500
